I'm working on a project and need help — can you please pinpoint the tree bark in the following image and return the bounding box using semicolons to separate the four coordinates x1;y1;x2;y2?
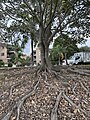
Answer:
40;40;51;71
65;52;68;65
39;23;52;71
40;41;45;70
31;39;34;65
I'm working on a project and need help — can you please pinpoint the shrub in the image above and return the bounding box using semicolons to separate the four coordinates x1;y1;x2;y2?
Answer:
0;60;4;67
8;62;13;67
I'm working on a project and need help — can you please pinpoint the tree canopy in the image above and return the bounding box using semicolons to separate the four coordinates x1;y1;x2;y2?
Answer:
0;0;90;70
79;46;90;52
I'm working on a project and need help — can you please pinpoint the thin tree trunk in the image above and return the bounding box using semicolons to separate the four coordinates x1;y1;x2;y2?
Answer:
45;44;51;69
40;41;45;70
65;52;68;65
31;39;34;65
59;55;60;65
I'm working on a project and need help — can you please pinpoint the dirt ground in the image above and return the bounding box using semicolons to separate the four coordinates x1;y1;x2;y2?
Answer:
0;65;90;120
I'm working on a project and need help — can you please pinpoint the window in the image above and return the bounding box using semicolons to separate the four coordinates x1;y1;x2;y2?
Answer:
75;56;80;60
1;53;4;56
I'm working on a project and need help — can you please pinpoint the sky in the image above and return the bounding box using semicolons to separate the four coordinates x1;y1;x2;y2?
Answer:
23;39;31;56
86;39;90;46
78;38;90;47
23;38;90;56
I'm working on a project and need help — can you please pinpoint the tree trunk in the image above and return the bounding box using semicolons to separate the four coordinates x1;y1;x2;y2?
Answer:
39;24;52;71
65;52;68;65
59;56;60;65
31;39;34;65
40;41;51;71
40;41;45;69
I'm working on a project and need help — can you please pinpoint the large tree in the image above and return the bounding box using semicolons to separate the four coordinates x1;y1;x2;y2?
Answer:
0;0;90;71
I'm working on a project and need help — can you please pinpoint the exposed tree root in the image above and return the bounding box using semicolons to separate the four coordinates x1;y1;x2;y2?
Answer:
0;66;90;119
79;81;90;95
9;80;26;99
51;91;63;120
63;93;90;117
35;65;60;80
72;83;78;95
1;78;40;120
6;71;31;78
67;68;90;76
0;79;26;101
1;110;13;120
16;79;40;120
71;75;90;95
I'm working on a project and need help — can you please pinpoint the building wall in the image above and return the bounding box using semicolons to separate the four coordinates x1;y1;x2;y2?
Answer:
32;47;41;65
0;43;7;63
36;47;41;65
35;47;51;65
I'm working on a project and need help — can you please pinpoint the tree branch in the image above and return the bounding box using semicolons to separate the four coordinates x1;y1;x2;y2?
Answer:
23;0;40;23
45;0;59;31
48;1;84;43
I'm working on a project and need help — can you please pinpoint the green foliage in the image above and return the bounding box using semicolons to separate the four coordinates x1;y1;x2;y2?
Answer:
0;60;4;67
61;0;71;12
54;34;79;56
7;43;23;65
79;46;90;52
50;34;79;64
8;62;13;67
1;0;89;41
16;56;31;66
